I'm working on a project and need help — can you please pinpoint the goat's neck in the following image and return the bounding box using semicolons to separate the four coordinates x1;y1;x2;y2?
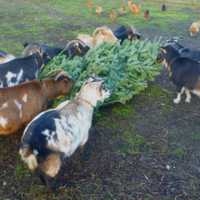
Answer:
42;80;62;100
73;96;94;118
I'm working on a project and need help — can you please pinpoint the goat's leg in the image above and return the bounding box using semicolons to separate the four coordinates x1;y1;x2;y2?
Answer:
185;88;191;103
173;87;185;104
36;169;59;191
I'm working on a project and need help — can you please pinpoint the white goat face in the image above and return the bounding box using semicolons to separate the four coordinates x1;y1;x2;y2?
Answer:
80;77;111;105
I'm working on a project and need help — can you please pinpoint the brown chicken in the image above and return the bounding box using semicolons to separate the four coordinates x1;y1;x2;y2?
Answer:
128;0;140;14
109;9;117;22
86;0;93;9
189;21;200;36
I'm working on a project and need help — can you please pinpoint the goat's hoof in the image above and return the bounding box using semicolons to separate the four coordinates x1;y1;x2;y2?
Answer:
185;98;191;103
173;98;180;104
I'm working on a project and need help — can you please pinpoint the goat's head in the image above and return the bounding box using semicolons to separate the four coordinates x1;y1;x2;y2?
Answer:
77;75;111;107
157;46;179;73
127;26;141;40
22;43;51;65
52;71;74;95
65;40;90;58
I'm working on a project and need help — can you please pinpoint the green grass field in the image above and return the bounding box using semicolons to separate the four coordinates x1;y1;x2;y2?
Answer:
0;0;198;54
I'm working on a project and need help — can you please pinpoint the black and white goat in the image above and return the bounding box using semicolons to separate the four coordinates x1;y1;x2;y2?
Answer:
0;49;45;88
113;25;141;43
19;76;110;189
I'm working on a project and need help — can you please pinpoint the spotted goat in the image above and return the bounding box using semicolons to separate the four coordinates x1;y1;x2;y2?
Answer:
0;71;73;135
0;48;46;88
19;76;110;189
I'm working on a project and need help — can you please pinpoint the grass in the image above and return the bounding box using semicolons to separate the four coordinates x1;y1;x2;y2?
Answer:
15;156;30;180
137;84;173;113
118;130;147;155
170;147;186;159
191;132;200;141
112;104;134;118
0;0;198;54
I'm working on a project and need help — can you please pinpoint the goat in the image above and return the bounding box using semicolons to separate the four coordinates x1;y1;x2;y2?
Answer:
0;71;73;135
0;50;15;64
92;26;118;47
113;25;141;43
77;26;118;49
19;76;110;189
22;43;68;64
159;45;200;104
0;49;46;88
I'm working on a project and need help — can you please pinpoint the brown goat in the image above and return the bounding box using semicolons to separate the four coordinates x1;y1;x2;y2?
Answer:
0;72;73;135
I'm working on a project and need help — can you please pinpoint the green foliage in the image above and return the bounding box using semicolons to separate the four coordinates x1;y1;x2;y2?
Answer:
40;39;161;106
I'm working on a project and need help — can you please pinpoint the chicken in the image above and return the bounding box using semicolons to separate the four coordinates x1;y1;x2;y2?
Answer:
118;4;127;16
86;0;93;9
128;0;140;14
144;9;150;20
189;21;200;37
109;9;117;22
96;6;103;16
161;4;166;11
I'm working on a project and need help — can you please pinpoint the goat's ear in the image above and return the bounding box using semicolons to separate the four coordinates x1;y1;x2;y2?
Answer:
160;47;167;54
39;47;43;54
86;73;96;83
54;71;70;81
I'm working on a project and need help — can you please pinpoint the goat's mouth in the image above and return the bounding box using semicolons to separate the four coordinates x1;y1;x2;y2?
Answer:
99;82;111;99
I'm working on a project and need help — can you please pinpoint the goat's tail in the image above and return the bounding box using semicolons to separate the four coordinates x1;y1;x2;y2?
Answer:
19;145;38;171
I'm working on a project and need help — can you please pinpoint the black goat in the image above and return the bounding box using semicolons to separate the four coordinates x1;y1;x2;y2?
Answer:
159;45;200;104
